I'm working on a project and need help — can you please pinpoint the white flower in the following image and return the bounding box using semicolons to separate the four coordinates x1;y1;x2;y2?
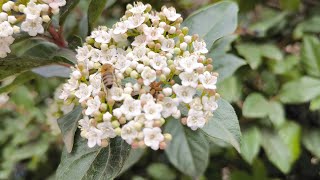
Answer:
177;55;201;73
143;101;163;120
79;116;91;133
144;27;164;41
160;97;179;118
132;35;147;47
140;93;154;102
193;40;208;54
129;2;147;14
187;109;206;130
21;17;44;36
113;22;128;34
189;97;202;111
75;83;93;102
172;84;196;103
121;121;138;144
0;36;14;58
199;71;217;90
87;127;104;147
143;127;164;150
162;7;181;21
97;121;116;138
161;38;175;52
121;97;142;120
109;87;125;101
89;73;102;96
126;14;145;29
148;11;160;22
24;2;42;20
85;96;101;116
76;46;91;63
0;94;9;105
162;87;172;96
179;72;199;88
43;0;66;9
61;103;75;115
150;54;167;70
141;66;156;86
202;96;218;111
0;21;13;37
103;112;112;121
91;27;111;44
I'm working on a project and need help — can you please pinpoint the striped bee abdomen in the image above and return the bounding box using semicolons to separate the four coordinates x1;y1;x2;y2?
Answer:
102;73;114;89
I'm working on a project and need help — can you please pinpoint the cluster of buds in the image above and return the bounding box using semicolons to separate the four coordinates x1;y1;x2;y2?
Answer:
59;2;219;150
0;0;66;58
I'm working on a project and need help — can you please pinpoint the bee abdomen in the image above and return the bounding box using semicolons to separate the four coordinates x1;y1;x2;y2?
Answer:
102;73;114;89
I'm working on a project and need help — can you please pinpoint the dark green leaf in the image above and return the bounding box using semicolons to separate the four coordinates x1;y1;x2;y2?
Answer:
202;99;241;152
51;48;77;65
302;35;320;77
303;129;320;158
67;35;83;50
243;93;269;118
56;133;132;180
279;76;320;103
59;0;81;25
280;0;300;11
119;148;145;174
240;127;261;164
0;71;36;94
57;106;82;153
165;118;209;178
147;163;176;180
88;0;108;31
183;1;238;50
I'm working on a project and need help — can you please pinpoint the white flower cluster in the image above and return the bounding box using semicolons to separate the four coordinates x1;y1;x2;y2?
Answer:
59;2;219;150
0;0;66;58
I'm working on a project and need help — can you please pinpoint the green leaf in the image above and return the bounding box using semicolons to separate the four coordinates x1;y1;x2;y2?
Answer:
165;118;209;178
88;0;108;31
56;133;132;180
51;48;77;65
183;1;238;50
260;44;283;61
267;101;285;128
279;76;320;103
218;76;242;102
269;55;299;75
240;127;261;164
119;148;145;174
278;121;301;162
209;35;238;57
59;0;80;25
211;54;246;82
310;96;320;111
302;35;320;77
57;106;82;153
67;35;83;50
293;15;320;39
0;71;36;94
261;131;292;174
236;43;261;69
201;99;241;152
32;65;71;78
147;163;177;180
280;0;300;11
302;129;320;158
242;93;269;118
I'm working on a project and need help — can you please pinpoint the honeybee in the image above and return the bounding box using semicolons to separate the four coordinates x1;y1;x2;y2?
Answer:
101;64;116;89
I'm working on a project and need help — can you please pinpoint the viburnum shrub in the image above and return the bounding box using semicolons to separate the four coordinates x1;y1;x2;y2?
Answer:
59;2;219;150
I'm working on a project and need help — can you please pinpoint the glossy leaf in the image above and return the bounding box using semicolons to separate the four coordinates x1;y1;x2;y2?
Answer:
165;118;209;178
56;133;132;180
243;93;269;118
279;76;320;103
57;106;82;153
183;1;238;50
240;127;261;164
88;0;108;31
202;99;241;152
302;35;320;77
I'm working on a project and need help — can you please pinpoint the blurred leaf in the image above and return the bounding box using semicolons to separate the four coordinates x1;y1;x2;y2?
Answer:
280;0;300;11
278;121;301;162
202;99;241;152
252;159;268;180
10;86;34;108
209;35;238;57
243;93;269;118
67;35;83;50
57;106;82;153
268;101;285;128
183;1;238;49
310;96;320;111
218;76;242;102
269;55;299;75
302;35;320;77
147;163;176;180
279;76;320;103
260;44;283;61
261;131;293;174
51;48;77;65
211;54;246;82
59;0;80;25
261;71;279;95
165;118;209;178
56;133;132;180
240;127;261;164
32;65;71;78
0;71;36;93
88;0;108;31
236;43;261;69
119;148;145;174
230;171;251;180
294;15;320;39
303;129;320;158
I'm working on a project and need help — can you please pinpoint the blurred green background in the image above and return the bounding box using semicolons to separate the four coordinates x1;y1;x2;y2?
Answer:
1;0;320;179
